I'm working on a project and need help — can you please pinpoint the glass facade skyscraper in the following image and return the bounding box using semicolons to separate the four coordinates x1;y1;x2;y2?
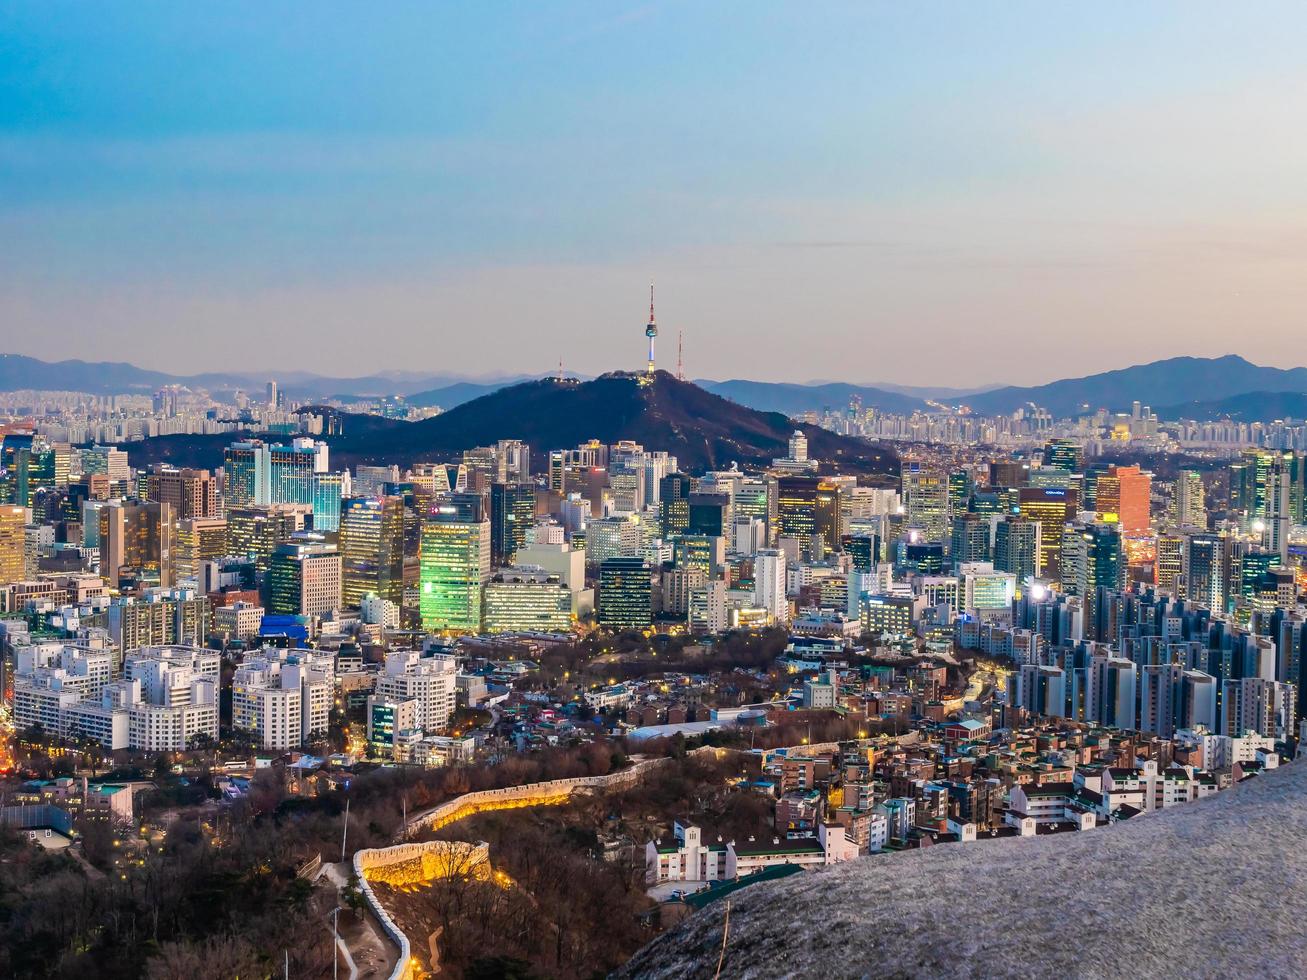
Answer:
659;472;691;539
490;482;536;567
419;504;490;632
340;495;406;608
777;476;841;555
224;438;343;530
598;556;651;630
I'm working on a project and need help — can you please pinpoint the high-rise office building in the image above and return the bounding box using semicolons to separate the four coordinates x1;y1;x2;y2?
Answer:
0;505;26;586
860;594;914;635
223;441;271;508
1183;532;1226;612
1236;548;1280;605
548;450;567;494
307;471;345;532
1094;465;1151;535
490;482;536;567
1231;449;1289;521
146;466;220;519
734;477;774;541
0;434;34;506
585;515;642;562
687;492;730;538
776;476;841;556
1060;523;1125;599
993;516;1040;588
949;513;991;566
662;566;706;618
947;470;973;516
174;517;228;584
226;503;311;572
688;580;728;634
959;562;1016;620
1231;449;1306;526
463;439;531;488
1265;458;1294;562
419;496;491;632
672;534;725;579
1086;654;1138;730
733;516;767;556
658;472;692;539
1155;532;1184;595
1174;470;1206;529
988;460;1029;489
274;441;343;531
267;540;342;619
901;463;949;545
267;438;328;502
0;438;70;508
597;556;651;630
99;500;176;588
842;532;879;572
1016;486;1076;585
607;471;645;514
753;548;789;623
483;568;574;633
82;444;131;483
1042;439;1083;473
223;437;343;530
339;495;406;608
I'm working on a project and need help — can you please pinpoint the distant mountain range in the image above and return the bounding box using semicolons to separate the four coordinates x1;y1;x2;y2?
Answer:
0;354;530;400
958;355;1307;418
696;356;1307;421
124;371;900;475
9;352;1307;422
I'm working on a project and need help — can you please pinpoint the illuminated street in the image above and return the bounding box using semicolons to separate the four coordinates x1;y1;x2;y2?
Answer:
0;702;14;773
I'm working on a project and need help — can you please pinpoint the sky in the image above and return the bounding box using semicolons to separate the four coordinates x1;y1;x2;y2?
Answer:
4;2;1307;385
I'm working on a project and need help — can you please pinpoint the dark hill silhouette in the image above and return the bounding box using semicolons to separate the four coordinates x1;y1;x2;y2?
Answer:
122;372;898;476
699;379;927;415
1152;390;1307;423
353;371;897;474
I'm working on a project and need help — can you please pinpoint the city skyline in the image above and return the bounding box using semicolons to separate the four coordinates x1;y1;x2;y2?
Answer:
6;3;1307;383
6;5;1307;978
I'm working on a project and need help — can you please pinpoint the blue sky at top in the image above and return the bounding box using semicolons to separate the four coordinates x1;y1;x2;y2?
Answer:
2;2;1306;382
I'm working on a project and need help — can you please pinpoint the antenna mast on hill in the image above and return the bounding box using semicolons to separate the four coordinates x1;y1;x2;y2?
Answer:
677;328;684;381
645;281;658;375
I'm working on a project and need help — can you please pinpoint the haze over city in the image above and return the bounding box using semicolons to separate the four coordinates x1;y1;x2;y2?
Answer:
6;3;1307;383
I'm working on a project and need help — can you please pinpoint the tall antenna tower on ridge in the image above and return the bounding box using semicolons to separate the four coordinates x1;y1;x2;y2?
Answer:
644;280;658;374
677;328;684;381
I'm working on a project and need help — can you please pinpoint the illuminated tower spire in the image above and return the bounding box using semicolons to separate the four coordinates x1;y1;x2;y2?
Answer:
644;281;658;374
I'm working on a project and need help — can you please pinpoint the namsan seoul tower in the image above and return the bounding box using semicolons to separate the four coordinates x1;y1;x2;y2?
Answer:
644;281;658;374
